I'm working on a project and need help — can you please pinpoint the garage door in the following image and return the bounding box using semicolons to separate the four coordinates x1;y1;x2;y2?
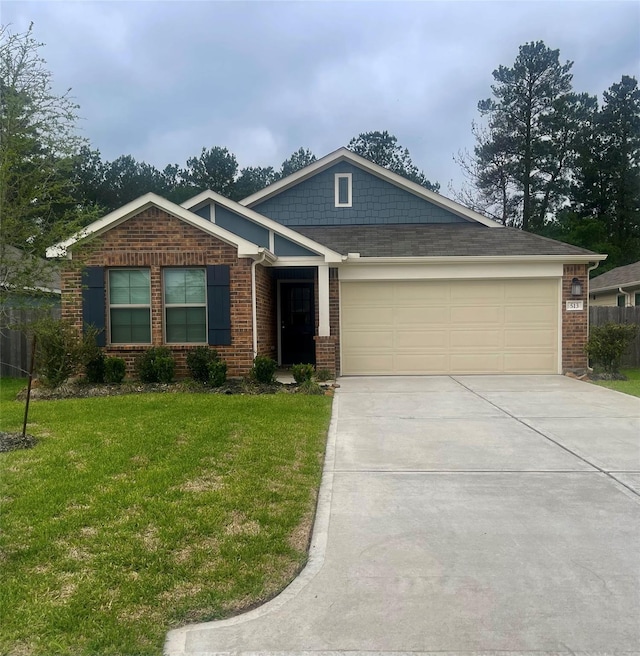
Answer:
341;279;559;375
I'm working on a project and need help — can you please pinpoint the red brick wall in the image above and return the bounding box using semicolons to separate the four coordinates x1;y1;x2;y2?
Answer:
329;268;340;375
255;264;276;359
562;263;589;373
61;207;255;377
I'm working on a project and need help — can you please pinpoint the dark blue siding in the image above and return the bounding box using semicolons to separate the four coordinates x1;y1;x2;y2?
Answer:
274;235;318;257
250;162;467;226
214;205;269;248
194;205;211;221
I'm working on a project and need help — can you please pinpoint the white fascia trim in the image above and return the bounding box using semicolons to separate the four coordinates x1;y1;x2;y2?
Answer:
181;189;343;263
239;147;502;228
270;256;329;267
341;254;607;265
46;193;262;259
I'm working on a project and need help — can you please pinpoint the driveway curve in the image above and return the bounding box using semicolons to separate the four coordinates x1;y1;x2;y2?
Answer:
166;375;640;656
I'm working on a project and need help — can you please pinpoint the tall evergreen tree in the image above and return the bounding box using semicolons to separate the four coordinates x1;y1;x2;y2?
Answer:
466;41;592;231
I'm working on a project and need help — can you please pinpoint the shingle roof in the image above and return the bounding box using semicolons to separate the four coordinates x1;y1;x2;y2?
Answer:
294;224;599;258
590;261;640;291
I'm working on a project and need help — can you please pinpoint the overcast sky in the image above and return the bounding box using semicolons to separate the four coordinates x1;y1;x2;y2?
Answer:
3;0;639;194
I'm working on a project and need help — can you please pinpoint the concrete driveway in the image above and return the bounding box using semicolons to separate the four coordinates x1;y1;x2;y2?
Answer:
166;375;640;655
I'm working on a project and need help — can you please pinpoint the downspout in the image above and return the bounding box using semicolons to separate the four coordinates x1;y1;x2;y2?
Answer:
618;287;631;307
586;261;601;371
251;250;268;359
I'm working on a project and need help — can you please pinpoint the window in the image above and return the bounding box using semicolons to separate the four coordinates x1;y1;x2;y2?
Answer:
635;292;640;306
617;294;626;307
334;173;352;207
109;269;151;343
164;268;207;343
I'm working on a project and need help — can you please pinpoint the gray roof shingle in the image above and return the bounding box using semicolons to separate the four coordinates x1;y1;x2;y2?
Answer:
294;224;599;258
590;261;640;291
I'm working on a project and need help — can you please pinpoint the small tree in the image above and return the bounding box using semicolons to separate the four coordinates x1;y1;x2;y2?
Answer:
585;323;637;374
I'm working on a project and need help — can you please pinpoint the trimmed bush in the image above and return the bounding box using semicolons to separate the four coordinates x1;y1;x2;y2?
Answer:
104;357;126;384
32;318;83;388
251;355;277;384
84;351;105;384
315;368;333;382
291;363;315;384
298;380;324;395
186;347;219;383
135;347;176;383
208;360;228;387
585;322;638;374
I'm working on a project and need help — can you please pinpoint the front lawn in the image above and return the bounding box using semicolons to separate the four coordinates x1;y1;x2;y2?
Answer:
592;368;640;398
0;379;332;655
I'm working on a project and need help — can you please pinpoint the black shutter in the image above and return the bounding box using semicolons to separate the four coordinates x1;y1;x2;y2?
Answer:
206;265;231;345
82;267;106;346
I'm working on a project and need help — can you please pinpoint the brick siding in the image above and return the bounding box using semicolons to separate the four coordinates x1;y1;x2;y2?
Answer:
562;263;589;373
255;264;276;360
61;207;255;377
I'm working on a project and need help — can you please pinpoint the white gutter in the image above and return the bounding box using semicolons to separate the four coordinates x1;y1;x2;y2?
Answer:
342;254;608;265
618;287;632;307
251;249;269;359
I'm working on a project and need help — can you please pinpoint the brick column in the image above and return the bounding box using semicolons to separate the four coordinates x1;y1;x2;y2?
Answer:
562;263;589;374
314;335;338;376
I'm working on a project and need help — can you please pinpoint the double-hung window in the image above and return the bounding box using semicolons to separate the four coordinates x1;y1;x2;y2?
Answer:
109;269;151;343
164;268;207;343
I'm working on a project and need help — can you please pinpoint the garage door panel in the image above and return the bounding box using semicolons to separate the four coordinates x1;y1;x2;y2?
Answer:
395;307;449;325
341;280;559;375
394;354;449;373
505;329;556;348
450;306;502;324
503;353;557;374
450;330;501;348
504;305;557;324
342;331;394;349
396;330;448;348
450;353;503;373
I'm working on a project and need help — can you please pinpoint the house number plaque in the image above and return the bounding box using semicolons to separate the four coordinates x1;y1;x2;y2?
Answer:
566;300;584;311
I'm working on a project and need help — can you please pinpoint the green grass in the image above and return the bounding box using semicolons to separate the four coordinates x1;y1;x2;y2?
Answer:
592;368;640;398
0;379;332;655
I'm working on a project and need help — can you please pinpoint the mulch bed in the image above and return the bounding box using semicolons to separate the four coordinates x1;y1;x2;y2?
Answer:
0;431;37;453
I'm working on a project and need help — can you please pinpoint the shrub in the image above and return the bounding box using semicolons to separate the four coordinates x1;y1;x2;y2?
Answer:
208;360;228;387
251;355;277;384
84;351;105;384
186;347;219;383
82;326;105;384
135;347;176;383
32;318;83;388
291;363;315;384
104;357;126;384
298;380;324;395
585;322;638;374
315;368;333;382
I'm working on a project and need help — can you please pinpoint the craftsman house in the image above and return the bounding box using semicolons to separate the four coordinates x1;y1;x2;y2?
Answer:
48;148;605;377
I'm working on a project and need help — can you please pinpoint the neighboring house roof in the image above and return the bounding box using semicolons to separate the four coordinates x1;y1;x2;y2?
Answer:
2;245;61;294
590;261;640;293
295;224;601;259
239;147;502;228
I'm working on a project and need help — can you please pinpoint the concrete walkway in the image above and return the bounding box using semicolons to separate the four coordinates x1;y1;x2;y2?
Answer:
166;375;640;656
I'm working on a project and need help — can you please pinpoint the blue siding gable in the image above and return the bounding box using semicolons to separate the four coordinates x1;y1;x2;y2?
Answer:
250;162;467;227
274;235;317;257
214;205;270;248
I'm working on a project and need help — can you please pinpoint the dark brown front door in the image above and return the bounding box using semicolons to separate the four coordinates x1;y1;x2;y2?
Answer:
280;282;315;365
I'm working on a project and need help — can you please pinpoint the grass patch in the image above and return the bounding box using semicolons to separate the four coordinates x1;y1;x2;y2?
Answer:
592;368;640;398
0;379;332;655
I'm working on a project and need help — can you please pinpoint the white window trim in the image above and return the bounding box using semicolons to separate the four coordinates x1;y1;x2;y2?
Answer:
334;173;352;208
163;267;208;345
107;268;152;345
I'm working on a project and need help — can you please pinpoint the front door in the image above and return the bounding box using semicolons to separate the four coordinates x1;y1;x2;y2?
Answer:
280;282;315;365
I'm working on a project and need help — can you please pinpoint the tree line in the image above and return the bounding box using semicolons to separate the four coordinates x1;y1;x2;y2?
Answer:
455;41;639;271
1;23;638;295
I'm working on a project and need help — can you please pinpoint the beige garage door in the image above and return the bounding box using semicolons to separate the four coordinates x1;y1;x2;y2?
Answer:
341;279;559;375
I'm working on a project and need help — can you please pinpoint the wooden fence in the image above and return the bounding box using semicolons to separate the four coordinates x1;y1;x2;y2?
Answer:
589;306;640;368
1;304;61;378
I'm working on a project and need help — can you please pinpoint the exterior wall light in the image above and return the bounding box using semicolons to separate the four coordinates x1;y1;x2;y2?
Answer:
571;277;583;297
